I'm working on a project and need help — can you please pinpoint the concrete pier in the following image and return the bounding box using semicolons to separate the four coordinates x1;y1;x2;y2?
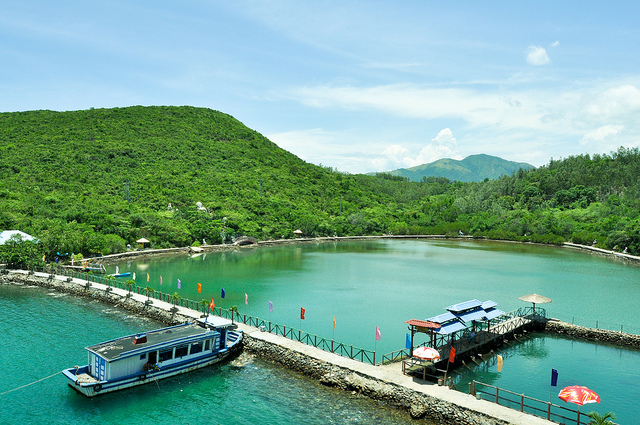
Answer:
3;269;552;424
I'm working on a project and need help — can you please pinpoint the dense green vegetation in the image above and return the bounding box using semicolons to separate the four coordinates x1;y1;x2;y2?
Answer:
1;106;639;267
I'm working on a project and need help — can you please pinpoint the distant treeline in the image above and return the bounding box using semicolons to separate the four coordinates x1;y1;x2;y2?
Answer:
1;106;639;268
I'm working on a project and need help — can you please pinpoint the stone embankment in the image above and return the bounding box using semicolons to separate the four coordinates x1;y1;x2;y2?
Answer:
2;270;550;425
544;318;640;349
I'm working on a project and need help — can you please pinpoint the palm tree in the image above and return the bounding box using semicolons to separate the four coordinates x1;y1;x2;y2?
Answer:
228;305;238;324
143;286;155;305
200;298;210;317
587;411;616;425
170;292;181;314
125;279;135;297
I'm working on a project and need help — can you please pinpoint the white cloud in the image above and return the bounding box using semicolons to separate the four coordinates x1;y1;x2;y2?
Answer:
413;128;460;166
526;45;551;66
580;125;624;150
551;41;560;48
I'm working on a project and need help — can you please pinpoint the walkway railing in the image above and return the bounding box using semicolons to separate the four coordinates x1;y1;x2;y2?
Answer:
26;265;378;365
471;380;592;425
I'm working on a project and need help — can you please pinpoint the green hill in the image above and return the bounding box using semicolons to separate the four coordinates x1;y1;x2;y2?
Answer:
1;105;640;266
0;106;432;258
386;154;535;182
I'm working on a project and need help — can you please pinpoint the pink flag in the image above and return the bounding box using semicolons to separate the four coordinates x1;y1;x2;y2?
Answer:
269;301;273;313
375;326;381;341
160;275;163;286
245;293;248;305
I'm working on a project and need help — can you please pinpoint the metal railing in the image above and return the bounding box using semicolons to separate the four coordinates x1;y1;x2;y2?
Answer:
471;380;594;425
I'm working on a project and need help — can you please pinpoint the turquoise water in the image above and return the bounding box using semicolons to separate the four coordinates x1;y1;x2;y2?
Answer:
117;240;640;355
4;239;640;424
451;333;640;424
0;284;416;425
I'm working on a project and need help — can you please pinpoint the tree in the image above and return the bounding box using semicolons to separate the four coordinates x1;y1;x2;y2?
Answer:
143;286;155;304
0;235;42;269
124;279;135;296
586;411;616;425
171;292;181;306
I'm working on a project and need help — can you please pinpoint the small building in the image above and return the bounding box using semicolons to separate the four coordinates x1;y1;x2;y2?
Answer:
0;230;38;245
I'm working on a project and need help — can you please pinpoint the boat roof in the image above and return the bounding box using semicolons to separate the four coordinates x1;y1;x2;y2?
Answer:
87;323;215;361
196;315;233;329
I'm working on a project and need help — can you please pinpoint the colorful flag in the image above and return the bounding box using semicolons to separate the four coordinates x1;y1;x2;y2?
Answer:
210;297;215;310
497;355;503;372
42;254;45;262
333;316;336;330
160;275;163;286
268;301;273;313
406;334;411;350
71;258;74;266
375;326;381;341
147;273;150;282
133;272;136;280
177;278;181;289
116;266;119;274
551;369;558;387
245;293;248;305
449;346;456;363
221;288;226;299
197;283;202;293
300;307;305;320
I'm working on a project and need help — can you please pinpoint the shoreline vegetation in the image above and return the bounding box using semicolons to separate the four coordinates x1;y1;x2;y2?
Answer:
1;106;640;271
84;235;640;266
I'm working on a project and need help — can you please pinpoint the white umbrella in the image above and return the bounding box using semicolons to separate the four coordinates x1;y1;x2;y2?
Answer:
518;293;552;315
413;346;440;361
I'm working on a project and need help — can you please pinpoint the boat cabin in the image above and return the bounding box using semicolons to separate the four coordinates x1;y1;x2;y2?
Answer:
85;317;233;382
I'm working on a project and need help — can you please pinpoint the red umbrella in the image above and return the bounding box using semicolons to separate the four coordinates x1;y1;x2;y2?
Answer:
413;347;440;361
558;385;600;406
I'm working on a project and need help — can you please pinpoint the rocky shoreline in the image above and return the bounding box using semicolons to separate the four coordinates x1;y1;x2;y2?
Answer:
5;270;637;424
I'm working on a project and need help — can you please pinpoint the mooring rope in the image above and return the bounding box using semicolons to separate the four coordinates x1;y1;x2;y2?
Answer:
0;371;61;396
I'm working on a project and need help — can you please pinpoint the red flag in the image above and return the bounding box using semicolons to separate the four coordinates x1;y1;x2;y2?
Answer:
449;346;456;363
210;297;215;310
300;307;305;320
197;283;202;293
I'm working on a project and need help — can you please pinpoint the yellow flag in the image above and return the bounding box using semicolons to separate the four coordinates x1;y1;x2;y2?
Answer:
333;316;336;330
497;355;503;372
197;283;202;293
147;273;150;282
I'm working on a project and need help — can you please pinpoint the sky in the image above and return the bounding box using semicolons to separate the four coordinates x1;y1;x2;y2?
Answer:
2;1;640;174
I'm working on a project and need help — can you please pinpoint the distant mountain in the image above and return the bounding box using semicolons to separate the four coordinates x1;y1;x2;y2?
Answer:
382;154;535;182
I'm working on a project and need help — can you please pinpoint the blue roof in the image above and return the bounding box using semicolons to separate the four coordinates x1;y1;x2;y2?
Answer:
481;300;498;310
446;299;482;313
434;320;467;335
480;308;505;321
427;312;456;323
457;308;488;323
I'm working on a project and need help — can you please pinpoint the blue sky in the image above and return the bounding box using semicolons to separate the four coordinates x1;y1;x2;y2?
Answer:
2;1;640;174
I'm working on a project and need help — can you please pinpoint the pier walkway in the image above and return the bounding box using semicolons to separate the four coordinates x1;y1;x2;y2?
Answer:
10;270;551;424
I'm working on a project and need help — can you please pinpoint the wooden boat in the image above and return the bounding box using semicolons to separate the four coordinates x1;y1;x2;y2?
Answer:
62;316;242;397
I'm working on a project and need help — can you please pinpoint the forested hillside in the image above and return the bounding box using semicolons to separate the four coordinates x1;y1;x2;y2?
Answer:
1;106;639;267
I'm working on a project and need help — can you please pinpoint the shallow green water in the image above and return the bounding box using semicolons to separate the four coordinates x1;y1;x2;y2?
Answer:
0;285;416;425
3;239;640;424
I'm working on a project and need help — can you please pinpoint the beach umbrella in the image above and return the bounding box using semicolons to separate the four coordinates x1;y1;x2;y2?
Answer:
558;385;600;406
136;238;150;248
518;293;552;315
412;346;440;361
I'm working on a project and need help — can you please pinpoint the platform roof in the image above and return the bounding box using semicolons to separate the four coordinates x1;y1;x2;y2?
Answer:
404;319;441;329
427;312;457;324
481;308;505;321
457;308;489;323
481;300;498;310
434;320;466;335
446;299;482;313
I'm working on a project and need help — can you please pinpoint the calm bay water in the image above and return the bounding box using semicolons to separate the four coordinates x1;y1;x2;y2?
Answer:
2;239;639;424
0;285;415;425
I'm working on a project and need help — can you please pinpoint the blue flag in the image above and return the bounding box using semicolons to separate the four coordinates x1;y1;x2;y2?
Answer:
551;369;558;387
221;288;226;299
405;334;411;350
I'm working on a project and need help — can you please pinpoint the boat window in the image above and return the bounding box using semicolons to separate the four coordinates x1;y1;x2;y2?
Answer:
175;345;188;358
205;340;211;351
159;349;173;362
140;353;147;360
190;342;203;355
